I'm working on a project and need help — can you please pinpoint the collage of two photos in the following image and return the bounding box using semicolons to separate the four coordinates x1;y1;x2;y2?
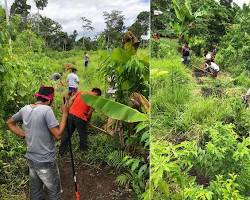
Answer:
0;0;250;199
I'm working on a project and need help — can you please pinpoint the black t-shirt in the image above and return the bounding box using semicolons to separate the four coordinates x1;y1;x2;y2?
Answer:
182;47;190;56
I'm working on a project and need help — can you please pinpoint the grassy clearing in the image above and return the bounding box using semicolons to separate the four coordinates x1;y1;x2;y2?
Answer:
150;39;250;199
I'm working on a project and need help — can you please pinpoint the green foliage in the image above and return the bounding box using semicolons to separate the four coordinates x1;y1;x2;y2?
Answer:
108;150;149;198
99;46;149;103
10;0;31;18
151;46;193;134
0;130;28;198
128;11;149;38
74;134;120;163
151;39;180;59
103;10;125;48
151;38;250;199
82;94;148;122
216;6;250;73
13;29;45;53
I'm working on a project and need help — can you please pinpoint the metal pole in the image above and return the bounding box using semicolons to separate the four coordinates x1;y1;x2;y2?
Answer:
4;0;12;54
68;138;80;200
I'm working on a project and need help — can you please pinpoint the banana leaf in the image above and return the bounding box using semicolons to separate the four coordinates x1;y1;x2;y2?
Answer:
81;94;148;122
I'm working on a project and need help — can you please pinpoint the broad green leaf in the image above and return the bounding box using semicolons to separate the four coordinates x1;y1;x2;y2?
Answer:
138;164;148;179
158;179;170;197
131;159;140;171
111;48;131;64
82;94;148;122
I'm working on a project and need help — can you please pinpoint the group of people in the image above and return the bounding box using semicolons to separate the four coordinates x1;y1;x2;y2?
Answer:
181;42;220;77
6;62;101;199
181;42;250;108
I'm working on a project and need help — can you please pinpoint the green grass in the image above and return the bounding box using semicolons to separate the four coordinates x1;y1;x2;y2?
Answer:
150;39;250;199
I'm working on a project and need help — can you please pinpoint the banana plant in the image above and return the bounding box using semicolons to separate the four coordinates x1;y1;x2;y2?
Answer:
82;94;148;122
171;0;208;39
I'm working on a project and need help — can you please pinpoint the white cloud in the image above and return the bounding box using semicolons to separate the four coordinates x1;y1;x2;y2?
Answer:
233;0;250;6
2;0;149;36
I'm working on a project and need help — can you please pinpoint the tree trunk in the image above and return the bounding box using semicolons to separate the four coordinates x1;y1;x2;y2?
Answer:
37;8;40;33
4;0;12;54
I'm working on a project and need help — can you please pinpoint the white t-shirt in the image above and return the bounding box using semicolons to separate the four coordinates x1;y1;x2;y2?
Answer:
246;88;250;96
84;54;89;62
210;62;220;71
67;73;79;88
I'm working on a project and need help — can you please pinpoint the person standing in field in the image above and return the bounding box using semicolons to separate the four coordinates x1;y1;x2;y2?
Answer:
6;86;69;200
59;88;102;156
181;42;190;65
243;88;250;108
83;52;89;68
67;67;79;96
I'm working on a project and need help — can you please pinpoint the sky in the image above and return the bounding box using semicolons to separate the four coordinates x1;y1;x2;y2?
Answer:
1;0;150;37
1;0;249;37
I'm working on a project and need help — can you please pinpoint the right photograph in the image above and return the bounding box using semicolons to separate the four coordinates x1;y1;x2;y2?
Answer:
150;0;250;199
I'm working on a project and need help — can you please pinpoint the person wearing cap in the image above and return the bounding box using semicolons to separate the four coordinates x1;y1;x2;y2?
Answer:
67;67;79;96
83;52;89;68
59;87;102;156
6;86;69;199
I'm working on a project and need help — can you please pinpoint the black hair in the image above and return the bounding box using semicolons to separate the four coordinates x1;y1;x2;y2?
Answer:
92;88;102;96
36;96;49;103
72;68;77;73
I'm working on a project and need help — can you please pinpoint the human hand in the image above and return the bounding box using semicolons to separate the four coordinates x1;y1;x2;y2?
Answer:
61;101;69;114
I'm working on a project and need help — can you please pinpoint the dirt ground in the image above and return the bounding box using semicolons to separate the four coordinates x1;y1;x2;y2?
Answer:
58;160;133;200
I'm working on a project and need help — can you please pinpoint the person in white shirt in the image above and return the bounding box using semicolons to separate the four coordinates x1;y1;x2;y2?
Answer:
243;88;250;108
205;61;220;77
67;68;79;95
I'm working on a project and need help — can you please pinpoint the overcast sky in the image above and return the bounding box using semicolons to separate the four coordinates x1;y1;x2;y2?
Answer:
1;0;150;37
1;0;249;37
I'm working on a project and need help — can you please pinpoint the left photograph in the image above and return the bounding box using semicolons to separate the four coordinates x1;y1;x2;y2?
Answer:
0;0;150;199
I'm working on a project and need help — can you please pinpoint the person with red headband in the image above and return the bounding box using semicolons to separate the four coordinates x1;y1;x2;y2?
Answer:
6;86;69;200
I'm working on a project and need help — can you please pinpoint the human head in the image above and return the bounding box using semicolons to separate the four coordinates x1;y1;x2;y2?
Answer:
72;68;77;73
206;60;211;65
185;42;189;46
34;86;54;105
92;88;102;96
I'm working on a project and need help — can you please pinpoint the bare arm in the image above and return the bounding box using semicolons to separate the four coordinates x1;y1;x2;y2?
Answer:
86;108;95;121
49;103;69;140
6;118;26;138
49;112;68;140
68;92;78;108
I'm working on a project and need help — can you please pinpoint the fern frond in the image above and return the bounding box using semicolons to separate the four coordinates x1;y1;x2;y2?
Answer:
116;173;133;186
107;150;127;169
